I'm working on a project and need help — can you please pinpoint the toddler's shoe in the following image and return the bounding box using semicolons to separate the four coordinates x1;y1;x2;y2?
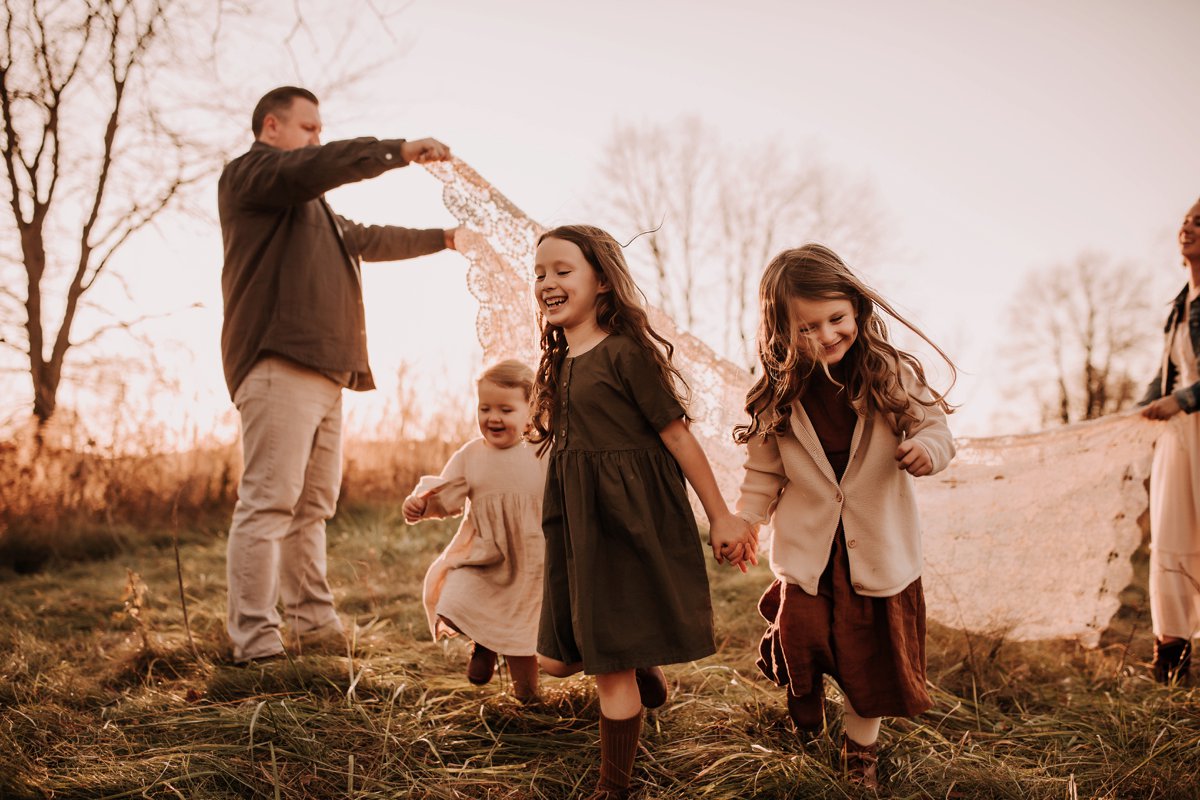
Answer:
468;643;497;685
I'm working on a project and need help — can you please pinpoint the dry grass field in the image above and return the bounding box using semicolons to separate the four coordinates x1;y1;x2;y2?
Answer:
0;439;1197;799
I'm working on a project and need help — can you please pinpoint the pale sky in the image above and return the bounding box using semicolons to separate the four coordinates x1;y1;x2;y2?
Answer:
10;0;1199;442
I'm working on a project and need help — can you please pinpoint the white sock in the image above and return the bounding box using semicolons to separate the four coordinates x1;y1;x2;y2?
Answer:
843;697;882;746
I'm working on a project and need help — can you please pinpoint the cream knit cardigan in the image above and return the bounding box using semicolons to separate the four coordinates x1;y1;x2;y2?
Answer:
736;365;955;598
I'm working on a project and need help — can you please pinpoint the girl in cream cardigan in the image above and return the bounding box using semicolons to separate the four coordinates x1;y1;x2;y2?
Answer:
734;244;956;790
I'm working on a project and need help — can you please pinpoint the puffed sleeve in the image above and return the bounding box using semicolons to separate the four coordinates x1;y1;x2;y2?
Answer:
406;441;473;519
615;338;686;432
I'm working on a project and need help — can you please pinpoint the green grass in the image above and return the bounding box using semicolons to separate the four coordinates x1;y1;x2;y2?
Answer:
0;506;1196;799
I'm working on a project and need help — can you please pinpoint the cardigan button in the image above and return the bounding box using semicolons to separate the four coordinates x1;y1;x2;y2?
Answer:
853;582;864;590
847;539;857;548
834;491;843;502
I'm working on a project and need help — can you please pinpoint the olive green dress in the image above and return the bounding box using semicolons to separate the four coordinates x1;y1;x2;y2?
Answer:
538;334;717;674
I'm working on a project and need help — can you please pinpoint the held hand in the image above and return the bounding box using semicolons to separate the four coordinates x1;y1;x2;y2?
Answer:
444;226;459;251
896;439;933;476
401;137;452;164
402;495;427;524
710;513;758;574
1142;395;1183;420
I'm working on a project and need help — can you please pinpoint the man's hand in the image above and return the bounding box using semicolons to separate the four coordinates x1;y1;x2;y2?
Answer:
401;138;451;164
1143;395;1183;420
896;439;933;476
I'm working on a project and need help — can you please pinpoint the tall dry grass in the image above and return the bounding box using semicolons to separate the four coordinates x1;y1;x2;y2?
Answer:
0;504;1194;799
0;381;475;572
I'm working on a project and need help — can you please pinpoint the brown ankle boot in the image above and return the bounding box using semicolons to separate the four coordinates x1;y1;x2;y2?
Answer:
841;734;879;789
1153;638;1192;686
467;642;496;685
634;666;668;709
787;690;825;733
588;710;642;799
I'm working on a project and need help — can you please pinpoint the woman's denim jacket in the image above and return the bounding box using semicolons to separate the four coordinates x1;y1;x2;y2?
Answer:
1140;285;1200;413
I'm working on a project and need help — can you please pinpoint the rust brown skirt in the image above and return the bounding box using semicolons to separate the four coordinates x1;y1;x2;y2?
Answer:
757;528;932;722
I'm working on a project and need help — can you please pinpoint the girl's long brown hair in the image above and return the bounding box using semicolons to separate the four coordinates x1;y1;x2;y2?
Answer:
528;224;690;454
733;243;956;443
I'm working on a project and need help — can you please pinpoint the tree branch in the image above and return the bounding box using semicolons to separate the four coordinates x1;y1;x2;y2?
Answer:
69;303;201;350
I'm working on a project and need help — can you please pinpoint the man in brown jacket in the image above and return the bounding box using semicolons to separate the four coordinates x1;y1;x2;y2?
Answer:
219;86;456;662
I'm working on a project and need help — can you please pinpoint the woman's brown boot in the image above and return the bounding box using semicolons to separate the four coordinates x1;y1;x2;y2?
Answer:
1153;638;1192;685
841;734;879;790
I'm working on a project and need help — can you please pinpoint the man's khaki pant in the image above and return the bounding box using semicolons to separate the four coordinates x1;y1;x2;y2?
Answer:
227;357;344;660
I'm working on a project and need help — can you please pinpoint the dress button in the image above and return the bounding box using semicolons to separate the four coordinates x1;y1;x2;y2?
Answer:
847;539;857;548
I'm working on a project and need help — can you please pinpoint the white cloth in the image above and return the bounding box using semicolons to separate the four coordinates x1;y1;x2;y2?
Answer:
422;158;1165;646
1150;315;1200;640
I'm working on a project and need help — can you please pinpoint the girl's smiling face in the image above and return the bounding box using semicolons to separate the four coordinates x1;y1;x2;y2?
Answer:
476;380;530;449
791;296;858;365
533;236;608;333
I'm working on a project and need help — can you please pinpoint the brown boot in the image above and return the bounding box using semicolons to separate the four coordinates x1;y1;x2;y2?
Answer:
587;710;643;799
787;690;825;733
634;666;668;709
841;734;879;790
1153;638;1192;686
467;642;497;685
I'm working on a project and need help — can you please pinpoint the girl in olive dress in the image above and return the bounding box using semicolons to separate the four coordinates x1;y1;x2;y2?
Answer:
529;224;756;800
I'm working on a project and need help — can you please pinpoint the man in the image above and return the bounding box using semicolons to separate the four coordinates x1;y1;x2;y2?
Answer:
218;86;456;662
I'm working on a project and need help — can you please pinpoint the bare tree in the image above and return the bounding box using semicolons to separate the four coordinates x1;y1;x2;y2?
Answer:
0;0;409;432
1003;253;1157;426
594;118;885;370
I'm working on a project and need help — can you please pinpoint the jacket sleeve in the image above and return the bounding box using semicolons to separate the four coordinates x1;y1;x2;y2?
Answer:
1173;379;1200;413
735;432;788;527
1139;365;1165;406
335;215;447;263
224;138;410;208
900;364;956;474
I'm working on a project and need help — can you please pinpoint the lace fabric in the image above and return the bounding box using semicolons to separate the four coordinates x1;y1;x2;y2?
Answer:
424;158;1163;645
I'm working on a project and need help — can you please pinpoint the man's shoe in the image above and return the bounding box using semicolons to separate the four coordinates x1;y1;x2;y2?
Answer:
286;624;349;657
231;649;286;667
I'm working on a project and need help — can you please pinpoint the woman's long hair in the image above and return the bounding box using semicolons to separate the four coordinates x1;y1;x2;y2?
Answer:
528;224;690;454
733;243;956;443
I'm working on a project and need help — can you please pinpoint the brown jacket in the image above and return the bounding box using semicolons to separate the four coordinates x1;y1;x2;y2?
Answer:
218;138;446;398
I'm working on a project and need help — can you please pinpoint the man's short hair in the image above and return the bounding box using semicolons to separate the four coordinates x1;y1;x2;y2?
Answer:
251;86;319;137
